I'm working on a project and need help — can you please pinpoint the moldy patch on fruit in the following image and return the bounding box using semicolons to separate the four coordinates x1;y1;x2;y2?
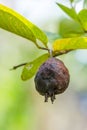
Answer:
34;57;70;103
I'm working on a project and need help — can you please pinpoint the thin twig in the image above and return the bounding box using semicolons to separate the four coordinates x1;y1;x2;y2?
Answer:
10;63;27;70
10;50;72;70
35;41;49;51
38;46;49;51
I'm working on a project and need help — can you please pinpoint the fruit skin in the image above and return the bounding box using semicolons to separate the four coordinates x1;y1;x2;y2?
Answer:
34;57;70;103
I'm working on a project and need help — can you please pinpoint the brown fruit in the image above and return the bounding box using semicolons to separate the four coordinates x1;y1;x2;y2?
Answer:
34;57;70;103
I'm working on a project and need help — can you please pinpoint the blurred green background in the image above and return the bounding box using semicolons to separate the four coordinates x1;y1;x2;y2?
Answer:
0;0;87;130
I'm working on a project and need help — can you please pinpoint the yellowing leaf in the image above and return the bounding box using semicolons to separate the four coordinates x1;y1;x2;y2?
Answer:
53;37;87;51
0;4;48;47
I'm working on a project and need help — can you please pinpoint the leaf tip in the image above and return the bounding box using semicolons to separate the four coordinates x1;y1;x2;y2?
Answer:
21;74;26;81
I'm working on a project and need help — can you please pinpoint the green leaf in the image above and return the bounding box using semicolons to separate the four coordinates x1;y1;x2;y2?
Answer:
83;0;87;8
70;0;81;3
0;4;48;47
78;9;87;31
70;0;74;3
56;3;78;21
58;18;84;38
21;53;49;81
53;37;87;51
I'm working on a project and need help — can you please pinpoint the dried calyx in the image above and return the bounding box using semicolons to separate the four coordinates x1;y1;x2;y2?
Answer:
34;57;70;103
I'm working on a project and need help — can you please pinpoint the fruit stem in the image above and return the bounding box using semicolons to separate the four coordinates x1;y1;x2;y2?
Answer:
48;49;53;58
